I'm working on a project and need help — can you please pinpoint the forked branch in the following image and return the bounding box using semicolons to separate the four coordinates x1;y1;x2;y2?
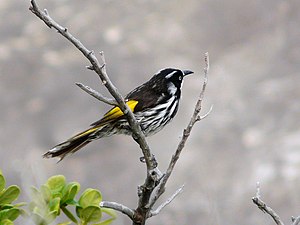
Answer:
29;1;211;224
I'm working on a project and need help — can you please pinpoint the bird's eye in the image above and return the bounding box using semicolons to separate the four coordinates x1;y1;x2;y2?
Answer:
178;76;182;81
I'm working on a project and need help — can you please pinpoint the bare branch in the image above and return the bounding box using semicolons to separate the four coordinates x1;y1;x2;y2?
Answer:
100;201;134;220
75;82;117;106
148;185;184;218
30;2;210;224
29;0;156;171
149;52;211;207
292;216;300;225
252;183;284;225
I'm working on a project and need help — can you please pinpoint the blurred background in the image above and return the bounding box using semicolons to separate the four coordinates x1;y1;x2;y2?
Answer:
1;0;300;224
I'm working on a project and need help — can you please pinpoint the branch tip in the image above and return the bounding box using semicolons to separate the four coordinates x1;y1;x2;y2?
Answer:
149;185;184;218
75;82;117;106
197;104;213;121
252;184;284;225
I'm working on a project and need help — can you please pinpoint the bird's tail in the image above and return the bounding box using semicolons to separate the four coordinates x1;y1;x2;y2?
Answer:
43;126;99;161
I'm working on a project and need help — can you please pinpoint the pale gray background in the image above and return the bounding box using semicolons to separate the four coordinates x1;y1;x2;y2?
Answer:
1;0;300;224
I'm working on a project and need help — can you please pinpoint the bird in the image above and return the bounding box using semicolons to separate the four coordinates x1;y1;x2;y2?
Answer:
43;68;193;161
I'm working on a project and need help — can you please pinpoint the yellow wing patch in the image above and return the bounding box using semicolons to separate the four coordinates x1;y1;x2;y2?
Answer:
73;100;138;139
101;100;138;123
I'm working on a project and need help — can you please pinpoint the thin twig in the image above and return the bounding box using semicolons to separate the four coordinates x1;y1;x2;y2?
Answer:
196;104;213;121
292;216;300;225
148;185;184;218
252;197;284;225
149;52;211;207
252;183;284;225
100;201;134;220
75;82;117;106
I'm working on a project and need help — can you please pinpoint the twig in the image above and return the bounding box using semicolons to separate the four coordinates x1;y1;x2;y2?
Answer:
149;52;211;207
252;182;284;225
148;185;184;218
75;82;117;106
292;216;300;225
100;201;135;220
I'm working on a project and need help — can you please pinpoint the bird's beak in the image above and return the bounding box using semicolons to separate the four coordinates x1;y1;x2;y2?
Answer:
183;70;194;76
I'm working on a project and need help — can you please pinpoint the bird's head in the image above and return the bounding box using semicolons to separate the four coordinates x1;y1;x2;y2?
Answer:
153;68;193;96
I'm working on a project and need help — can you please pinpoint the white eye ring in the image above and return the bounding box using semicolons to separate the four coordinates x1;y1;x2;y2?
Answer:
179;76;182;80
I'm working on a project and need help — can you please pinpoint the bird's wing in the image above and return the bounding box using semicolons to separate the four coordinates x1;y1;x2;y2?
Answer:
90;100;139;126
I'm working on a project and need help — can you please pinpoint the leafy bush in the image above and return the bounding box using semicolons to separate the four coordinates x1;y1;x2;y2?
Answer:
0;170;25;225
0;171;116;225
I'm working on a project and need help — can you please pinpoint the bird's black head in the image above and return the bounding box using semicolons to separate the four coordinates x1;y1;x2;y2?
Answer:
148;68;193;98
159;68;193;87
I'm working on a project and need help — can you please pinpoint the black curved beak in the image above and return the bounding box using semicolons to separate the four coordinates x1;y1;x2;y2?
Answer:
183;70;194;76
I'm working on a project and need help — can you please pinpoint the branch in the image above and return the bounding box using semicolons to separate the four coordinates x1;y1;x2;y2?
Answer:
100;201;134;220
252;182;284;225
292;216;300;225
149;52;211;207
75;82;117;106
29;0;156;171
30;2;211;224
148;185;184;218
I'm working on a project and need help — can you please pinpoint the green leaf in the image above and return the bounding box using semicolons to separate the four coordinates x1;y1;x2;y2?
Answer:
79;189;102;208
61;182;80;204
0;174;5;193
57;221;72;225
95;208;116;225
101;208;116;219
0;204;13;210
75;205;82;218
80;205;102;223
5;208;21;221
49;197;60;215
0;219;14;225
46;175;66;194
40;185;51;202
0;208;21;221
0;185;20;205
13;202;27;208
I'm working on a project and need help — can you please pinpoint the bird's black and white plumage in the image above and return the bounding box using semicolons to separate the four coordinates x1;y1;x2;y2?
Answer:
44;68;193;161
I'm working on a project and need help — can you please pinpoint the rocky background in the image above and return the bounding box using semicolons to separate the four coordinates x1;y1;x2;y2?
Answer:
1;0;300;224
